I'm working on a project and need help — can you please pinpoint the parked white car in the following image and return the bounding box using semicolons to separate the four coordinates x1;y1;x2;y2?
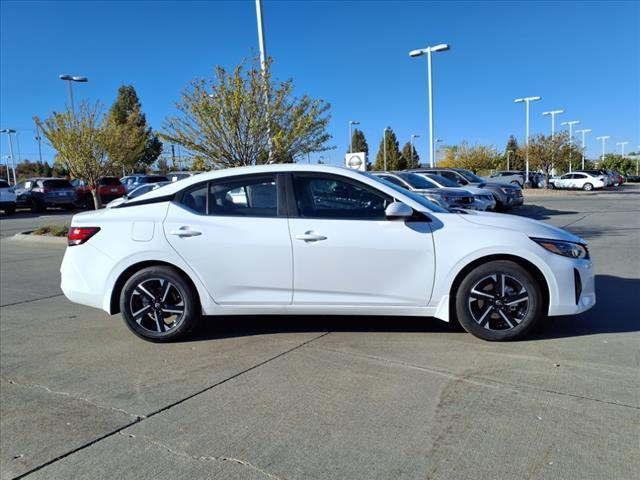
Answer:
0;179;17;215
549;172;606;191
61;165;595;342
413;173;497;211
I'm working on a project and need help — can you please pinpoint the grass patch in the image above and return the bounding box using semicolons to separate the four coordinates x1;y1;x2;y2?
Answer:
32;225;70;237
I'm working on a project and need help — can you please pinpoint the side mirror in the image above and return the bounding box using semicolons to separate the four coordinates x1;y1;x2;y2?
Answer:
385;202;413;219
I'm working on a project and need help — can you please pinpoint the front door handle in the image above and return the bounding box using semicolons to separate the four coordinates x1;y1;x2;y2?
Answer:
169;226;202;238
295;231;327;242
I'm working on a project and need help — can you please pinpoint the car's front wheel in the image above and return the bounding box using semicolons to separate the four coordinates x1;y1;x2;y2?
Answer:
583;183;593;191
455;260;543;341
120;266;200;342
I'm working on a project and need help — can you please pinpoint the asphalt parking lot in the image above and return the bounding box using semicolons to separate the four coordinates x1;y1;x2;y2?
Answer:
1;187;639;480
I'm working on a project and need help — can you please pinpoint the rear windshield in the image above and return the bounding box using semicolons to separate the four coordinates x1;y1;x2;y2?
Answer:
43;179;72;189
142;176;169;183
100;177;122;186
0;180;9;188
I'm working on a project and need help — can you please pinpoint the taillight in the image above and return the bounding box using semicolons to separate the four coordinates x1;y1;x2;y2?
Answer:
68;227;100;246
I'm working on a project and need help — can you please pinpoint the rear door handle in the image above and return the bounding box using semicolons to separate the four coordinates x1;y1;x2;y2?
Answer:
169;226;202;238
295;231;327;242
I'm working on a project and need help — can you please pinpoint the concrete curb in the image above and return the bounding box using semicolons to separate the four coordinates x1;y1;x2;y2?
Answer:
10;231;67;246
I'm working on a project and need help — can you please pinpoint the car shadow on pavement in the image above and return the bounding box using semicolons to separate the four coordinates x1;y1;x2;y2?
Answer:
510;204;578;221
188;275;637;343
531;274;640;340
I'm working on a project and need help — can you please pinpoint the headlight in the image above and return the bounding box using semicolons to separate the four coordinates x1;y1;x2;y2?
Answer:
531;238;589;259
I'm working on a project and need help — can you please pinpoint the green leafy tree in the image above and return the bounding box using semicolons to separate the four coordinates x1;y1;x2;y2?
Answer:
162;56;332;168
156;156;169;174
401;141;421;169
107;85;162;174
598;154;633;174
525;132;582;186
438;141;498;171
503;135;524;170
35;101;113;209
373;128;404;170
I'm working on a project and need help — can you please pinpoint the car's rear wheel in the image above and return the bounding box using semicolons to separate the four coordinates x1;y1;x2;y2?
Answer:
455;260;543;341
64;203;75;211
583;183;593;191
3;204;16;215
548;183;555;189
29;199;45;213
120;266;199;342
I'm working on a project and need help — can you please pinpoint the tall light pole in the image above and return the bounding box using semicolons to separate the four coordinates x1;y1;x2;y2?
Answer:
410;134;420;166
383;127;391;171
434;138;442;166
575;129;591;169
596;136;610;163
34;122;43;163
59;74;88;116
254;0;271;158
562;120;580;172
1;156;10;182
542;109;564;135
617;141;629;157
409;43;450;168
349;120;360;153
0;128;17;184
514;96;541;186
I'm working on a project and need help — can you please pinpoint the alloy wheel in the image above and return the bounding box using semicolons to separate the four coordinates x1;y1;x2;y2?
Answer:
467;273;529;330
129;278;185;334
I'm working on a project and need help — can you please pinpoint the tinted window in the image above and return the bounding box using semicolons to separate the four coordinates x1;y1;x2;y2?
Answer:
293;175;391;219
209;176;277;217
377;175;406;187
457;169;484;183
574;173;587;179
141;176;169;184
100;177;121;186
397;173;437;189
439;171;460;182
0;180;9;188
424;174;458;188
182;184;208;214
43;179;72;189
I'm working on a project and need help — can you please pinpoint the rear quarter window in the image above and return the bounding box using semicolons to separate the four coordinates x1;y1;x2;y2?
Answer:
43;179;72;189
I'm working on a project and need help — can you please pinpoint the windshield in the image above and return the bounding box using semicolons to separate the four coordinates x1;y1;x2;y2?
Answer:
100;177;122;185
43;179;72;189
397;173;437;189
359;171;448;213
457;169;485;183
423;173;458;188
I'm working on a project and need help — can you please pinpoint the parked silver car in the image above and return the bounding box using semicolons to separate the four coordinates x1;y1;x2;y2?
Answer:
488;170;525;187
371;172;476;210
415;173;496;211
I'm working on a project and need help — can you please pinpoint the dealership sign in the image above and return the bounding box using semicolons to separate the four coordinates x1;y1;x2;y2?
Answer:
345;152;366;171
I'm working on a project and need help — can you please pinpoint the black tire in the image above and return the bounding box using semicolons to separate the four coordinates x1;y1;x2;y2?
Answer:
454;260;543;341
30;199;45;213
120;266;200;342
548;183;555;189
583;183;593;191
3;204;16;215
64;203;76;211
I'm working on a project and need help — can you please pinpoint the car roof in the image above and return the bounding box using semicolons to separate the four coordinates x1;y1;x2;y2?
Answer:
126;164;389;203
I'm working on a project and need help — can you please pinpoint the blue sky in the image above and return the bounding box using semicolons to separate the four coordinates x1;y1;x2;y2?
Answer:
1;0;639;166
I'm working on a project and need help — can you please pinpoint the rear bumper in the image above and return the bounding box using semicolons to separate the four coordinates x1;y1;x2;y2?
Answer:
44;195;76;205
60;243;114;311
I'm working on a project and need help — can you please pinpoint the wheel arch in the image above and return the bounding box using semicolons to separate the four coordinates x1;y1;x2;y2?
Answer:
109;260;200;315
448;254;550;321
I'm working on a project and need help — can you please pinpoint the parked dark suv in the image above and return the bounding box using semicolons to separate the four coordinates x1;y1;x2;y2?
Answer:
14;177;77;212
410;168;523;211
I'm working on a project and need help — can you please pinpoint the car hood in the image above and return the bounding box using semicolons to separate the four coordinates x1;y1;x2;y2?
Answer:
449;186;493;196
458;210;585;243
414;188;469;196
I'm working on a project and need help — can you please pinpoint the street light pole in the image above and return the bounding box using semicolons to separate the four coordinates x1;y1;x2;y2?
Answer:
514;96;541;186
542;109;564;135
254;0;271;159
59;74;88;116
383;127;391;171
434;138;442;166
575;129;591;170
34;122;43;163
561;120;580;172
409;43;450;168
617;141;629;157
596;136;610;163
410;134;420;166
349;120;360;153
0;128;17;184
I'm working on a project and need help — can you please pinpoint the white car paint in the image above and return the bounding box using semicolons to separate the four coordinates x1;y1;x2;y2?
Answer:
549;172;606;190
60;164;595;333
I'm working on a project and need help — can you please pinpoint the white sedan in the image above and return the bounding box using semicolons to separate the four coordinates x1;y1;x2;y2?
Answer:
549;172;606;191
61;165;595;342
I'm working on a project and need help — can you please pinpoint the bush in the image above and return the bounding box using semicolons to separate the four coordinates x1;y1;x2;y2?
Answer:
32;225;69;237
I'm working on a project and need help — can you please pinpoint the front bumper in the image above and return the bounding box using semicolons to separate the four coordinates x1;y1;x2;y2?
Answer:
548;258;596;317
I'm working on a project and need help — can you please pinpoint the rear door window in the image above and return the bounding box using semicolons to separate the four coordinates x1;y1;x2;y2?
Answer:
43;179;72;189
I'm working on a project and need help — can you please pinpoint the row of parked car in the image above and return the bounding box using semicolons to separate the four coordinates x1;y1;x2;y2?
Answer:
548;169;627;191
0;172;197;215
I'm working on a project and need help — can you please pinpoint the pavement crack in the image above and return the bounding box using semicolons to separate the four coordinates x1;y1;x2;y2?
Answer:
4;378;146;420
308;345;639;410
561;214;590;229
1;293;64;308
119;432;285;480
